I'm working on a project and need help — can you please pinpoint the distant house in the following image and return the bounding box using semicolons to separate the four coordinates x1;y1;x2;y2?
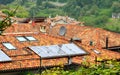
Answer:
112;13;120;19
46;15;82;26
54;19;68;24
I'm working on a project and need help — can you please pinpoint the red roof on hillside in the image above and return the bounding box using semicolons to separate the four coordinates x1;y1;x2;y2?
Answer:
49;24;120;48
0;17;120;72
0;32;119;72
0;33;69;71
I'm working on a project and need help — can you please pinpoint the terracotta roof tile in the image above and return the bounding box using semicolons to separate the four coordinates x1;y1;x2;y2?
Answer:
0;20;120;72
0;33;69;71
49;24;120;47
72;42;120;64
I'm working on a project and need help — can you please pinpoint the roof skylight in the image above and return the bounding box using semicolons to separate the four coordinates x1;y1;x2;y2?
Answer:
16;36;27;42
25;36;36;41
2;42;16;50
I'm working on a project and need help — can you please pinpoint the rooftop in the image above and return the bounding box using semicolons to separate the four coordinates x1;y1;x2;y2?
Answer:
0;33;69;71
0;16;120;72
48;24;120;48
0;32;120;72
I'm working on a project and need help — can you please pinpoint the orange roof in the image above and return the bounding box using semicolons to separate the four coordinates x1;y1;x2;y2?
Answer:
0;32;120;72
72;42;120;64
49;24;120;48
0;33;69;71
3;22;50;33
0;18;120;72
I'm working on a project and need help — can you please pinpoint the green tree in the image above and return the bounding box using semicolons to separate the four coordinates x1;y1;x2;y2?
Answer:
36;0;43;6
112;2;120;13
0;6;18;34
0;0;15;5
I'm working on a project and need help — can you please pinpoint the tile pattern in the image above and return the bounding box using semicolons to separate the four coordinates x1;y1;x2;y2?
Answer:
1;21;120;72
49;24;120;47
0;33;68;71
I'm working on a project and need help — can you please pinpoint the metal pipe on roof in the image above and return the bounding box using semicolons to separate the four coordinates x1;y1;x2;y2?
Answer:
39;57;42;75
68;57;72;65
106;37;109;49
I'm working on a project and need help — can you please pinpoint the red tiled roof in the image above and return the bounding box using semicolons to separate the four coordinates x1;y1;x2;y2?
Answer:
0;19;120;72
0;32;120;71
49;24;120;48
72;42;120;64
3;22;50;34
0;33;68;71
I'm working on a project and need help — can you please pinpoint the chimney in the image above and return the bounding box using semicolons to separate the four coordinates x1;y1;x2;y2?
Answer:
89;40;93;46
69;38;73;43
106;37;108;49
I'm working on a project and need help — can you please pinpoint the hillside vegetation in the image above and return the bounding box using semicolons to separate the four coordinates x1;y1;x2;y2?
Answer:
22;60;120;75
0;0;120;32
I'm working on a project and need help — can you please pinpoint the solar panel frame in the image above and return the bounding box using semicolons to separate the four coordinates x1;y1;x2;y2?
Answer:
46;45;65;56
0;50;12;62
29;43;88;59
60;45;74;55
65;44;87;54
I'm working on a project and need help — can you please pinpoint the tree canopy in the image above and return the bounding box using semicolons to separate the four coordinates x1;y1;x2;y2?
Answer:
0;0;120;33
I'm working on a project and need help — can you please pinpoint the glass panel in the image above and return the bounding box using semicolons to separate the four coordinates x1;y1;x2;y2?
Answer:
25;36;36;41
65;43;87;54
16;36;27;42
0;50;12;62
29;43;88;59
30;46;49;58
3;43;16;50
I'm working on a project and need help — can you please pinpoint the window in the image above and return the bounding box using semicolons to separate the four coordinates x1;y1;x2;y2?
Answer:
25;36;36;41
16;36;37;42
2;42;16;50
16;36;27;42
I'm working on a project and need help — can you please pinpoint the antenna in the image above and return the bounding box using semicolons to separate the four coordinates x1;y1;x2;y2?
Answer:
59;26;67;36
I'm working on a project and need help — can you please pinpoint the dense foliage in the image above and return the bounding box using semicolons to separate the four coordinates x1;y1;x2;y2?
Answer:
22;60;120;75
0;0;120;32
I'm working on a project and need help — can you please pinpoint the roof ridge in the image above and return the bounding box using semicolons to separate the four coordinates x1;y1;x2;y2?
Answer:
2;32;39;35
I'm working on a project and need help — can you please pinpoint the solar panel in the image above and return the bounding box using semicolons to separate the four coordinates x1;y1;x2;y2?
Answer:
0;50;12;62
64;44;87;54
2;42;16;50
16;36;27;42
29;43;87;59
25;36;36;41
